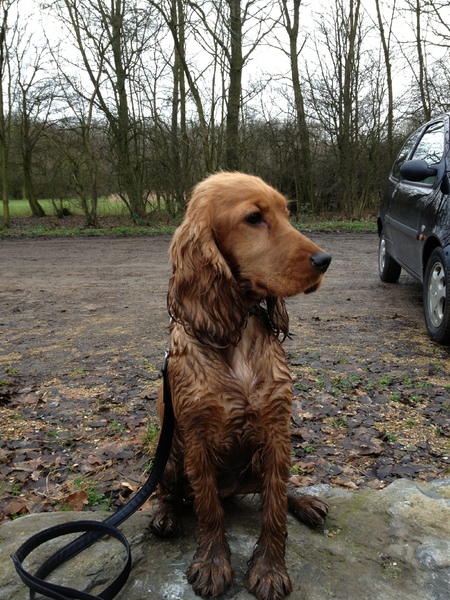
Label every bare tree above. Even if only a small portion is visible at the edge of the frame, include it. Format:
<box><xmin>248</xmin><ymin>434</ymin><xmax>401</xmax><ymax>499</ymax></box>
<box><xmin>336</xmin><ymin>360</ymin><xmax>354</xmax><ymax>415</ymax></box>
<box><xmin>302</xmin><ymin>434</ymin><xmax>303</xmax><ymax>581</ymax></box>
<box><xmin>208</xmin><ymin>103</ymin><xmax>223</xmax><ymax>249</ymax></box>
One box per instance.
<box><xmin>14</xmin><ymin>28</ymin><xmax>56</xmax><ymax>217</ymax></box>
<box><xmin>0</xmin><ymin>0</ymin><xmax>13</xmax><ymax>226</ymax></box>
<box><xmin>279</xmin><ymin>0</ymin><xmax>313</xmax><ymax>214</ymax></box>
<box><xmin>304</xmin><ymin>0</ymin><xmax>386</xmax><ymax>217</ymax></box>
<box><xmin>150</xmin><ymin>0</ymin><xmax>216</xmax><ymax>172</ymax></box>
<box><xmin>191</xmin><ymin>0</ymin><xmax>276</xmax><ymax>171</ymax></box>
<box><xmin>3</xmin><ymin>0</ymin><xmax>440</xmax><ymax>225</ymax></box>
<box><xmin>153</xmin><ymin>0</ymin><xmax>276</xmax><ymax>173</ymax></box>
<box><xmin>411</xmin><ymin>1</ymin><xmax>450</xmax><ymax>115</ymax></box>
<box><xmin>407</xmin><ymin>0</ymin><xmax>432</xmax><ymax>120</ymax></box>
<box><xmin>48</xmin><ymin>0</ymin><xmax>159</xmax><ymax>223</ymax></box>
<box><xmin>224</xmin><ymin>0</ymin><xmax>243</xmax><ymax>170</ymax></box>
<box><xmin>390</xmin><ymin>0</ymin><xmax>435</xmax><ymax>122</ymax></box>
<box><xmin>49</xmin><ymin>87</ymin><xmax>104</xmax><ymax>227</ymax></box>
<box><xmin>374</xmin><ymin>0</ymin><xmax>397</xmax><ymax>164</ymax></box>
<box><xmin>170</xmin><ymin>0</ymin><xmax>188</xmax><ymax>208</ymax></box>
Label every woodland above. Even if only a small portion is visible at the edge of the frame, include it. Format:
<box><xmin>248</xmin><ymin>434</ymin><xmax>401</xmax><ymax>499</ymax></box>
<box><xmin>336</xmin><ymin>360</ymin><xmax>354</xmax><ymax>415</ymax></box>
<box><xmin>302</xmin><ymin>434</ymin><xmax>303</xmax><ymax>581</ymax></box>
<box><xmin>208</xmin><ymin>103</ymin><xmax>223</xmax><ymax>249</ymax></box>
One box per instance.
<box><xmin>1</xmin><ymin>0</ymin><xmax>450</xmax><ymax>227</ymax></box>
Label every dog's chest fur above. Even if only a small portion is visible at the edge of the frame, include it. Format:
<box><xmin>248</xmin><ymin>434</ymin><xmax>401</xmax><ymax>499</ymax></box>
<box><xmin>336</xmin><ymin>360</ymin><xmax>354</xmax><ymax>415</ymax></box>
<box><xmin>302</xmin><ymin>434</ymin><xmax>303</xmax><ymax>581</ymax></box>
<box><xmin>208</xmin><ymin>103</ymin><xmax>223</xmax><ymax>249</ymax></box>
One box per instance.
<box><xmin>170</xmin><ymin>316</ymin><xmax>293</xmax><ymax>460</ymax></box>
<box><xmin>225</xmin><ymin>316</ymin><xmax>292</xmax><ymax>405</ymax></box>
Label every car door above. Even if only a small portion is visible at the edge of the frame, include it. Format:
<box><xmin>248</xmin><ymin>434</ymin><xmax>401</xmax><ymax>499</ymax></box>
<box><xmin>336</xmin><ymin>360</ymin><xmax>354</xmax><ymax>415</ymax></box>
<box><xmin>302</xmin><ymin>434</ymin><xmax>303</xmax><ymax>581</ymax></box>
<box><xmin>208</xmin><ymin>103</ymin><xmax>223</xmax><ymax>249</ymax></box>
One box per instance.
<box><xmin>388</xmin><ymin>119</ymin><xmax>446</xmax><ymax>277</ymax></box>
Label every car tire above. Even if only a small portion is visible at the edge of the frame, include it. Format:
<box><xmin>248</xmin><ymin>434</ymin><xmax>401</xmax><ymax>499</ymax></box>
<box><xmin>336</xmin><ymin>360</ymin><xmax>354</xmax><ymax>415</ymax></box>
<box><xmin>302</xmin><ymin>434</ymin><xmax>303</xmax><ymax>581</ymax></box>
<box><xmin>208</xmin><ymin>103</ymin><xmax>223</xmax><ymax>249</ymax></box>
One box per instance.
<box><xmin>423</xmin><ymin>247</ymin><xmax>450</xmax><ymax>345</ymax></box>
<box><xmin>378</xmin><ymin>232</ymin><xmax>401</xmax><ymax>283</ymax></box>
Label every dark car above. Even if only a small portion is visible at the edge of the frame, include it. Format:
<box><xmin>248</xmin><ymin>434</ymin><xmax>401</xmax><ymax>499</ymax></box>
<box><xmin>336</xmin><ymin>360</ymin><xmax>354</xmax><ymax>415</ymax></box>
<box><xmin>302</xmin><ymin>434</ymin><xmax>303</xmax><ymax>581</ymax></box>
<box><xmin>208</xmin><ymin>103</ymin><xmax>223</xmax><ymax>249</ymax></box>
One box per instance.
<box><xmin>377</xmin><ymin>113</ymin><xmax>450</xmax><ymax>345</ymax></box>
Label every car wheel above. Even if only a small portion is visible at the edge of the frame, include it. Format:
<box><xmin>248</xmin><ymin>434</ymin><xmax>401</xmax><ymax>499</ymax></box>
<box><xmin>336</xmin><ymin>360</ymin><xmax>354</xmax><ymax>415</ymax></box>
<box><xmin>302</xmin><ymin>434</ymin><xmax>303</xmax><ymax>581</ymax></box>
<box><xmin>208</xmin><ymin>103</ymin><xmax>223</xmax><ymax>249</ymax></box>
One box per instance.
<box><xmin>423</xmin><ymin>247</ymin><xmax>450</xmax><ymax>345</ymax></box>
<box><xmin>378</xmin><ymin>232</ymin><xmax>401</xmax><ymax>283</ymax></box>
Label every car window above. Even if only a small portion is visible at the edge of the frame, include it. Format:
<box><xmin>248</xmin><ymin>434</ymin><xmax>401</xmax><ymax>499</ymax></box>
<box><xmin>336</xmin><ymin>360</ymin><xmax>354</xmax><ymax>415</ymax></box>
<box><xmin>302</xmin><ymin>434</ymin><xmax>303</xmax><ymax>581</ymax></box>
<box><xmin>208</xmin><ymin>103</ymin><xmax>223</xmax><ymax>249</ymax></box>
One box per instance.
<box><xmin>410</xmin><ymin>121</ymin><xmax>445</xmax><ymax>184</ymax></box>
<box><xmin>391</xmin><ymin>130</ymin><xmax>421</xmax><ymax>179</ymax></box>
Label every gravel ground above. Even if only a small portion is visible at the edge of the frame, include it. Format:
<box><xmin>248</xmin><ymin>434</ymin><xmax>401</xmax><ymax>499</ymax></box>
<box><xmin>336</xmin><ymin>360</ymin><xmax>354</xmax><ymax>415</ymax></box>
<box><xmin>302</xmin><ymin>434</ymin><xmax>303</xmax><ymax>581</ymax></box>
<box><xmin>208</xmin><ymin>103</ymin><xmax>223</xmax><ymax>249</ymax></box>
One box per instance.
<box><xmin>1</xmin><ymin>232</ymin><xmax>449</xmax><ymax>521</ymax></box>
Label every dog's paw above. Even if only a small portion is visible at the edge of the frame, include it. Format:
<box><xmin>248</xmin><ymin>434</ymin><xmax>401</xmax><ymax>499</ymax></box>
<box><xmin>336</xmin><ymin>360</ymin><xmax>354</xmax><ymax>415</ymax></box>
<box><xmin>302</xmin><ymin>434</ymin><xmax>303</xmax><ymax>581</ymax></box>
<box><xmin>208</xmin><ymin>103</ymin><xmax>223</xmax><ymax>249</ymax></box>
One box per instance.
<box><xmin>287</xmin><ymin>491</ymin><xmax>329</xmax><ymax>527</ymax></box>
<box><xmin>245</xmin><ymin>558</ymin><xmax>292</xmax><ymax>600</ymax></box>
<box><xmin>186</xmin><ymin>542</ymin><xmax>233</xmax><ymax>597</ymax></box>
<box><xmin>149</xmin><ymin>507</ymin><xmax>179</xmax><ymax>537</ymax></box>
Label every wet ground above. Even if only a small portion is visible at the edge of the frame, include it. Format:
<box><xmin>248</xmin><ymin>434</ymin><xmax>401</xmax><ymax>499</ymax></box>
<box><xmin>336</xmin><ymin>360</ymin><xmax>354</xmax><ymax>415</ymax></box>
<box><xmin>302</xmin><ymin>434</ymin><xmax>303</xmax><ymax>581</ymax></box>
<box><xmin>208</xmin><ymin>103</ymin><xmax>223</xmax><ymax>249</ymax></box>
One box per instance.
<box><xmin>1</xmin><ymin>232</ymin><xmax>449</xmax><ymax>520</ymax></box>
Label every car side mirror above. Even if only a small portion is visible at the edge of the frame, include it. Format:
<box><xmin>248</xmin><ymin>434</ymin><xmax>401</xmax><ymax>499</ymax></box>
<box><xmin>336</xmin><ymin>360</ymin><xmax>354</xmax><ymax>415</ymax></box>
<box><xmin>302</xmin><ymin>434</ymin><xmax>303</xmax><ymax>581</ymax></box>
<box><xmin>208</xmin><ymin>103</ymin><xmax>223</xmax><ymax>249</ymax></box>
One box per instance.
<box><xmin>400</xmin><ymin>159</ymin><xmax>437</xmax><ymax>182</ymax></box>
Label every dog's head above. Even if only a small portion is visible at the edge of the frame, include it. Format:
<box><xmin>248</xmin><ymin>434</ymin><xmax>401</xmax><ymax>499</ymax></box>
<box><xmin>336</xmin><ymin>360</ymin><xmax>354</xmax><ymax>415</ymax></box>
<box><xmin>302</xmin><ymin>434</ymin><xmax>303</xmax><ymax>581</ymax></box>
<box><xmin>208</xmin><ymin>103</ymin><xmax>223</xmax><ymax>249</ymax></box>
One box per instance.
<box><xmin>168</xmin><ymin>172</ymin><xmax>331</xmax><ymax>347</ymax></box>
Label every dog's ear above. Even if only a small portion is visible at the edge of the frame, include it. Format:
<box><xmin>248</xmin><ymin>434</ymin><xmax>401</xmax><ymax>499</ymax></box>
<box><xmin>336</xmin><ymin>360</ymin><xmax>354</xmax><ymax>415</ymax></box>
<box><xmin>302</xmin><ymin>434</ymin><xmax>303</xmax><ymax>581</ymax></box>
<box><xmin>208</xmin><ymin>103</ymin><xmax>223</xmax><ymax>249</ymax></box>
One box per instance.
<box><xmin>266</xmin><ymin>297</ymin><xmax>290</xmax><ymax>341</ymax></box>
<box><xmin>168</xmin><ymin>213</ymin><xmax>246</xmax><ymax>348</ymax></box>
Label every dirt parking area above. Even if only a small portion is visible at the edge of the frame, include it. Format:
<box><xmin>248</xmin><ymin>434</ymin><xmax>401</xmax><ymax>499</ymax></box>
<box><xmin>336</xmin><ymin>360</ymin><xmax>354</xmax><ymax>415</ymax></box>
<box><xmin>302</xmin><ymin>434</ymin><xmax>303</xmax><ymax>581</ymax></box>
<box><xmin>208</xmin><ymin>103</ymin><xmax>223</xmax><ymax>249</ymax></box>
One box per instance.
<box><xmin>0</xmin><ymin>232</ymin><xmax>449</xmax><ymax>520</ymax></box>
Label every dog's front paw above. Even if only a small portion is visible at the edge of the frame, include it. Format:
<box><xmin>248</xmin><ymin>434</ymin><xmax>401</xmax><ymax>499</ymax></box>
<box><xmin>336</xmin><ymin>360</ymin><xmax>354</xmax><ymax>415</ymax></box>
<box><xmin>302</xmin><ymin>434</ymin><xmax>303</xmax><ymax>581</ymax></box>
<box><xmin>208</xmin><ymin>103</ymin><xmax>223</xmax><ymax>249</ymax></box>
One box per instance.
<box><xmin>287</xmin><ymin>491</ymin><xmax>329</xmax><ymax>527</ymax></box>
<box><xmin>149</xmin><ymin>507</ymin><xmax>179</xmax><ymax>537</ymax></box>
<box><xmin>186</xmin><ymin>542</ymin><xmax>233</xmax><ymax>597</ymax></box>
<box><xmin>245</xmin><ymin>556</ymin><xmax>292</xmax><ymax>600</ymax></box>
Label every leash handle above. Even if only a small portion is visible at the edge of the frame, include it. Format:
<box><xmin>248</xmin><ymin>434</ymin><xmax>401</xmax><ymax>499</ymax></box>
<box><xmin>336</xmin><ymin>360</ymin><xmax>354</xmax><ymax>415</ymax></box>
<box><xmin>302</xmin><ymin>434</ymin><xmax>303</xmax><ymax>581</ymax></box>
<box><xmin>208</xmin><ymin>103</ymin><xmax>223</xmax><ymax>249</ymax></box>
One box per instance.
<box><xmin>11</xmin><ymin>521</ymin><xmax>131</xmax><ymax>600</ymax></box>
<box><xmin>11</xmin><ymin>365</ymin><xmax>174</xmax><ymax>600</ymax></box>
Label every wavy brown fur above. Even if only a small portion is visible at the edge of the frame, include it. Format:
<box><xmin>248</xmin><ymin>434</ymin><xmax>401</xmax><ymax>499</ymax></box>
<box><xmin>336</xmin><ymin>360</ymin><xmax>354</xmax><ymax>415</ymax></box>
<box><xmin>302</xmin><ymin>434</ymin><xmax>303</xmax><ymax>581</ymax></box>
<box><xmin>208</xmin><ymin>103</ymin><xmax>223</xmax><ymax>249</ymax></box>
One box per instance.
<box><xmin>150</xmin><ymin>172</ymin><xmax>330</xmax><ymax>600</ymax></box>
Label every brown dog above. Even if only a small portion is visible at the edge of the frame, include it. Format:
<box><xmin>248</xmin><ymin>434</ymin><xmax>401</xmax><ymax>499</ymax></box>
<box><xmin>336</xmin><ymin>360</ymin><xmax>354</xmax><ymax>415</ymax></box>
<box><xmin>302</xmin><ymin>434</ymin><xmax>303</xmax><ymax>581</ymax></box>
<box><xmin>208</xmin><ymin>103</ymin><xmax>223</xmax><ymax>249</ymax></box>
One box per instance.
<box><xmin>150</xmin><ymin>172</ymin><xmax>331</xmax><ymax>600</ymax></box>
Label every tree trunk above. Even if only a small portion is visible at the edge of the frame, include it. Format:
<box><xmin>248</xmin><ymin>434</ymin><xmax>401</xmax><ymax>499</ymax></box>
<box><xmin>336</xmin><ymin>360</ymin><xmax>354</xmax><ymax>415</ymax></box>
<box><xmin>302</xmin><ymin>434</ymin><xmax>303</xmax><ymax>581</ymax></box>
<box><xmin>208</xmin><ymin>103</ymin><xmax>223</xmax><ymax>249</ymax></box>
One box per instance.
<box><xmin>23</xmin><ymin>154</ymin><xmax>45</xmax><ymax>216</ymax></box>
<box><xmin>0</xmin><ymin>140</ymin><xmax>8</xmax><ymax>226</ymax></box>
<box><xmin>22</xmin><ymin>105</ymin><xmax>45</xmax><ymax>217</ymax></box>
<box><xmin>225</xmin><ymin>0</ymin><xmax>243</xmax><ymax>171</ymax></box>
<box><xmin>281</xmin><ymin>0</ymin><xmax>313</xmax><ymax>214</ymax></box>
<box><xmin>63</xmin><ymin>0</ymin><xmax>149</xmax><ymax>224</ymax></box>
<box><xmin>169</xmin><ymin>0</ymin><xmax>187</xmax><ymax>213</ymax></box>
<box><xmin>0</xmin><ymin>7</ymin><xmax>9</xmax><ymax>227</ymax></box>
<box><xmin>110</xmin><ymin>0</ymin><xmax>145</xmax><ymax>223</ymax></box>
<box><xmin>338</xmin><ymin>0</ymin><xmax>361</xmax><ymax>217</ymax></box>
<box><xmin>155</xmin><ymin>0</ymin><xmax>213</xmax><ymax>172</ymax></box>
<box><xmin>413</xmin><ymin>0</ymin><xmax>431</xmax><ymax>120</ymax></box>
<box><xmin>375</xmin><ymin>0</ymin><xmax>395</xmax><ymax>164</ymax></box>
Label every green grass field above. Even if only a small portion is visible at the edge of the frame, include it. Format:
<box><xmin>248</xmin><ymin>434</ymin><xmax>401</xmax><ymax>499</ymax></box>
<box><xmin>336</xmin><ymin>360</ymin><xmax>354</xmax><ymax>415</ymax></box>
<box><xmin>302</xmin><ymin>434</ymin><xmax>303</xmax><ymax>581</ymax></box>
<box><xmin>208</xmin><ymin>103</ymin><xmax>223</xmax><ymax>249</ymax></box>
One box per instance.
<box><xmin>2</xmin><ymin>197</ymin><xmax>377</xmax><ymax>237</ymax></box>
<box><xmin>8</xmin><ymin>198</ymin><xmax>128</xmax><ymax>218</ymax></box>
<box><xmin>294</xmin><ymin>219</ymin><xmax>377</xmax><ymax>232</ymax></box>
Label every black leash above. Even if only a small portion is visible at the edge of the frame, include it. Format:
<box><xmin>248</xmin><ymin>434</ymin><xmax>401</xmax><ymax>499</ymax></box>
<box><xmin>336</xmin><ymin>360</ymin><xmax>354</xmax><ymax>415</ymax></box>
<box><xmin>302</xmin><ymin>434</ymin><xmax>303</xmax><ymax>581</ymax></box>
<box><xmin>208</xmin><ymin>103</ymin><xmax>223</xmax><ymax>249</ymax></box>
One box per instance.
<box><xmin>11</xmin><ymin>363</ymin><xmax>174</xmax><ymax>600</ymax></box>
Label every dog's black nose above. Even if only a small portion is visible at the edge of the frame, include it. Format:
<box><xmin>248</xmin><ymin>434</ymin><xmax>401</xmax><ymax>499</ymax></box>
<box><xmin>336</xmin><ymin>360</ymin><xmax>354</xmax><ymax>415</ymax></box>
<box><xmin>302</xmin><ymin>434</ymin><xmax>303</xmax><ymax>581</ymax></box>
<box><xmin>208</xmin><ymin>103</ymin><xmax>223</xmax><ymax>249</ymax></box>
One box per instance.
<box><xmin>310</xmin><ymin>252</ymin><xmax>331</xmax><ymax>273</ymax></box>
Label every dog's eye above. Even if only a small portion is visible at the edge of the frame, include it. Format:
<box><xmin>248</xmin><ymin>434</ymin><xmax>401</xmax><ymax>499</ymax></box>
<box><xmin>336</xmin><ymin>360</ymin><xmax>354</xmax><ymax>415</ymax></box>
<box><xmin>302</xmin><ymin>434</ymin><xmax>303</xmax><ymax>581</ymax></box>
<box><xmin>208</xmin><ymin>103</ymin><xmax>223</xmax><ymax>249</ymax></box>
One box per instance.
<box><xmin>245</xmin><ymin>212</ymin><xmax>263</xmax><ymax>225</ymax></box>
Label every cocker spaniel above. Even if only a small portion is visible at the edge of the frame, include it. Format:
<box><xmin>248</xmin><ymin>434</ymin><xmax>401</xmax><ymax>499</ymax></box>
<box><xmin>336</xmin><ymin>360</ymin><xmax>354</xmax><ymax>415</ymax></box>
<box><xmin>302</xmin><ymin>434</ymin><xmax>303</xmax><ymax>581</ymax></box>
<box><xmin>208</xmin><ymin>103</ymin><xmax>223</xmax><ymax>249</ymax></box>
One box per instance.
<box><xmin>150</xmin><ymin>172</ymin><xmax>331</xmax><ymax>600</ymax></box>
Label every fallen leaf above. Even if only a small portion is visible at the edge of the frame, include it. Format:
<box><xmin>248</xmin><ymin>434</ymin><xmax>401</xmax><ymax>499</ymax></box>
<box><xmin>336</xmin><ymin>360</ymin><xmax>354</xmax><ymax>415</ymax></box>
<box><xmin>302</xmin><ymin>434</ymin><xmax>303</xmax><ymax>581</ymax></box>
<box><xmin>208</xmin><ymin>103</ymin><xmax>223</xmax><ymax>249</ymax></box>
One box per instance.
<box><xmin>121</xmin><ymin>481</ymin><xmax>138</xmax><ymax>492</ymax></box>
<box><xmin>64</xmin><ymin>490</ymin><xmax>89</xmax><ymax>511</ymax></box>
<box><xmin>4</xmin><ymin>499</ymin><xmax>28</xmax><ymax>517</ymax></box>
